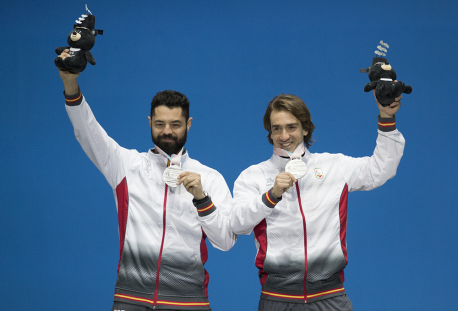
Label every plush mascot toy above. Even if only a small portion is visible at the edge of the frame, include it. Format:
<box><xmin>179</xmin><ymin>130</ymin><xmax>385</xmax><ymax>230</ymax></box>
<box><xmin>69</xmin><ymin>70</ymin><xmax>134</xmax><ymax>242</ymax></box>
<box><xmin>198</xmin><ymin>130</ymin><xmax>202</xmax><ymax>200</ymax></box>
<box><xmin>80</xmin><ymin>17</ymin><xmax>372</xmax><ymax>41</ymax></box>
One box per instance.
<box><xmin>55</xmin><ymin>6</ymin><xmax>103</xmax><ymax>73</ymax></box>
<box><xmin>360</xmin><ymin>41</ymin><xmax>412</xmax><ymax>106</ymax></box>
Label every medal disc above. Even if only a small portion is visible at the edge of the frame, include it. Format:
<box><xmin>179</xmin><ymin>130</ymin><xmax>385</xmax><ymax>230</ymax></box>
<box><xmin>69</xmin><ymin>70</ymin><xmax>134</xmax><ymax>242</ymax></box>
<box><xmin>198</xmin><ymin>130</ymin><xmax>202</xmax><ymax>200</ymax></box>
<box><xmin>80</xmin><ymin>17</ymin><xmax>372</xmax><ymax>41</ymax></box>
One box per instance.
<box><xmin>163</xmin><ymin>165</ymin><xmax>183</xmax><ymax>187</ymax></box>
<box><xmin>285</xmin><ymin>159</ymin><xmax>307</xmax><ymax>179</ymax></box>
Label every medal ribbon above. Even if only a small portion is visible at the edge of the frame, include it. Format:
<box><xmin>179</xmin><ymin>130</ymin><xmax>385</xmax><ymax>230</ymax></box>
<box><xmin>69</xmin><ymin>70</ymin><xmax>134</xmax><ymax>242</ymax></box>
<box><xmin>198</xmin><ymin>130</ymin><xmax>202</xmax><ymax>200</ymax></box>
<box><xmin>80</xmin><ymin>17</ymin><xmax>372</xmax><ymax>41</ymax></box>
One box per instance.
<box><xmin>273</xmin><ymin>142</ymin><xmax>305</xmax><ymax>160</ymax></box>
<box><xmin>154</xmin><ymin>146</ymin><xmax>183</xmax><ymax>166</ymax></box>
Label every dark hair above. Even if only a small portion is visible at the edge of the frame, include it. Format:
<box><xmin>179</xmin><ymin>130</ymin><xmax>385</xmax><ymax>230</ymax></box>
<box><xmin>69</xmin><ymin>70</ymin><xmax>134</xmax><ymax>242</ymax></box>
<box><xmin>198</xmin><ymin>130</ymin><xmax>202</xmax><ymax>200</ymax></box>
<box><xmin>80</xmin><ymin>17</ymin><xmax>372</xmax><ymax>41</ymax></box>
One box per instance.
<box><xmin>263</xmin><ymin>94</ymin><xmax>315</xmax><ymax>148</ymax></box>
<box><xmin>150</xmin><ymin>90</ymin><xmax>190</xmax><ymax>120</ymax></box>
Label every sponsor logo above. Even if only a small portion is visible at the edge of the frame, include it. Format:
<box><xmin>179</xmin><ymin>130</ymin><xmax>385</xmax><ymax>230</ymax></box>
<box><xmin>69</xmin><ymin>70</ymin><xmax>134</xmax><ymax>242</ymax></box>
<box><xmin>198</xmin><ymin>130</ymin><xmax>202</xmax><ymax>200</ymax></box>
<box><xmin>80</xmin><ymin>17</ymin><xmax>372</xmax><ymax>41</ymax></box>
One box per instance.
<box><xmin>314</xmin><ymin>167</ymin><xmax>324</xmax><ymax>179</ymax></box>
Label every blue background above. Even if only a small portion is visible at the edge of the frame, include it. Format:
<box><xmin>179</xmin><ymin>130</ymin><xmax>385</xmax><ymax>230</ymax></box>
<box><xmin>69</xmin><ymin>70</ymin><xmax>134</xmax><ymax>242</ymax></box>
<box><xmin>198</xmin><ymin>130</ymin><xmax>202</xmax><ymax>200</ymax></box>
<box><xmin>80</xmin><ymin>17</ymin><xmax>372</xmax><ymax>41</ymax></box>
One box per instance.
<box><xmin>1</xmin><ymin>1</ymin><xmax>457</xmax><ymax>310</ymax></box>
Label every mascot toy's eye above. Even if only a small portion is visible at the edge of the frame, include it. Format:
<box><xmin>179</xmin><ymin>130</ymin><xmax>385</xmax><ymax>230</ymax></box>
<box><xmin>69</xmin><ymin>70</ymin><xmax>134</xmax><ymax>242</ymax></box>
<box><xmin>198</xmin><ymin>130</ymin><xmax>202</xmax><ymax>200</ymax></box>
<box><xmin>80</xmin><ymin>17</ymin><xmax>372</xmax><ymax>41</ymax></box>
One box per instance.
<box><xmin>360</xmin><ymin>40</ymin><xmax>412</xmax><ymax>107</ymax></box>
<box><xmin>54</xmin><ymin>5</ymin><xmax>104</xmax><ymax>73</ymax></box>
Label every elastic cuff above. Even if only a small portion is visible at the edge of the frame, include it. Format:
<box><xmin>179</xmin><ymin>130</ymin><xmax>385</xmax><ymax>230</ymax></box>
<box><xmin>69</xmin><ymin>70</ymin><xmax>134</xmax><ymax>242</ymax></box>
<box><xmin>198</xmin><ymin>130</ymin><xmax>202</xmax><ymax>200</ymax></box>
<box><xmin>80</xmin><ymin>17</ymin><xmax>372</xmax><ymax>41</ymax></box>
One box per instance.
<box><xmin>262</xmin><ymin>188</ymin><xmax>281</xmax><ymax>208</ymax></box>
<box><xmin>195</xmin><ymin>197</ymin><xmax>216</xmax><ymax>217</ymax></box>
<box><xmin>63</xmin><ymin>87</ymin><xmax>82</xmax><ymax>106</ymax></box>
<box><xmin>378</xmin><ymin>115</ymin><xmax>396</xmax><ymax>132</ymax></box>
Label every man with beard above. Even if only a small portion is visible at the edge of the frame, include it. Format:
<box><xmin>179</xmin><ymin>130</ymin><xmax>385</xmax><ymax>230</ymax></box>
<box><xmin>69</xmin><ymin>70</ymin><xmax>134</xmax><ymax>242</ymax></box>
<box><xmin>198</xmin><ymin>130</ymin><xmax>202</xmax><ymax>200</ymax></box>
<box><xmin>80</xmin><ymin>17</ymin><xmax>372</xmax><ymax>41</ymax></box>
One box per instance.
<box><xmin>57</xmin><ymin>49</ymin><xmax>236</xmax><ymax>311</ymax></box>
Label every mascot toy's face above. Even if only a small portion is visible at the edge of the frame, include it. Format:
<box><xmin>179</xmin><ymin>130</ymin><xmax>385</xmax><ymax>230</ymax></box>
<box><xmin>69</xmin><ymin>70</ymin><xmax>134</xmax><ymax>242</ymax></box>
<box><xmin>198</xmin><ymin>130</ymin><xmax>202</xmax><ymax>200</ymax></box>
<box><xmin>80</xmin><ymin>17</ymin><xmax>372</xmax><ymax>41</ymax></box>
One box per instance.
<box><xmin>66</xmin><ymin>27</ymin><xmax>95</xmax><ymax>50</ymax></box>
<box><xmin>368</xmin><ymin>62</ymin><xmax>397</xmax><ymax>82</ymax></box>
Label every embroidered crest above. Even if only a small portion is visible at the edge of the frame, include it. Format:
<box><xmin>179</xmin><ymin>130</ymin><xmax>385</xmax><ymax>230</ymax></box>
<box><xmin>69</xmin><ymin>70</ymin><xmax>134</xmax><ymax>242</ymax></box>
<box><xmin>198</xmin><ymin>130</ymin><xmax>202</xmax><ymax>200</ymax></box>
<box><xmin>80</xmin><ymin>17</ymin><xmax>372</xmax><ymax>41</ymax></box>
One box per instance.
<box><xmin>142</xmin><ymin>159</ymin><xmax>153</xmax><ymax>179</ymax></box>
<box><xmin>314</xmin><ymin>167</ymin><xmax>324</xmax><ymax>179</ymax></box>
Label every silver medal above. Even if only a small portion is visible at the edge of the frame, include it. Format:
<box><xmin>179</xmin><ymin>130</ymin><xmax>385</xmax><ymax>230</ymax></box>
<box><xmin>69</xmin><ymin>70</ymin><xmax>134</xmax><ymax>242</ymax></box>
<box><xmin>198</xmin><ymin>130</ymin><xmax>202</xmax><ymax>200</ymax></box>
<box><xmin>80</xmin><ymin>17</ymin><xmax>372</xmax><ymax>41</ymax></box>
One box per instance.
<box><xmin>163</xmin><ymin>165</ymin><xmax>183</xmax><ymax>187</ymax></box>
<box><xmin>285</xmin><ymin>159</ymin><xmax>307</xmax><ymax>179</ymax></box>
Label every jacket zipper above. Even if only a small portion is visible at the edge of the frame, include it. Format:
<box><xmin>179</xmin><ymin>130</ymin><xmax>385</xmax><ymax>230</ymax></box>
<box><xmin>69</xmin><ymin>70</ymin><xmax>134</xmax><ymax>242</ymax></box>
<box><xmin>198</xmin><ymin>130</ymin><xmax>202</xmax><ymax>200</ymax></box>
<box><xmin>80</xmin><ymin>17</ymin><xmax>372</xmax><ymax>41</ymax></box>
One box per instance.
<box><xmin>295</xmin><ymin>181</ymin><xmax>308</xmax><ymax>303</ymax></box>
<box><xmin>153</xmin><ymin>163</ymin><xmax>170</xmax><ymax>309</ymax></box>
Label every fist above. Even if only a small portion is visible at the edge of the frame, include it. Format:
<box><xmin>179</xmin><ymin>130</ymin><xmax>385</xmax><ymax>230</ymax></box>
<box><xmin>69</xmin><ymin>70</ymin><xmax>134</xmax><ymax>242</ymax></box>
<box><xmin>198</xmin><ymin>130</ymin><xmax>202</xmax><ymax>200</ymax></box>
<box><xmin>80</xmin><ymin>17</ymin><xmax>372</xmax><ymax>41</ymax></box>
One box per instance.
<box><xmin>272</xmin><ymin>172</ymin><xmax>296</xmax><ymax>199</ymax></box>
<box><xmin>177</xmin><ymin>171</ymin><xmax>205</xmax><ymax>200</ymax></box>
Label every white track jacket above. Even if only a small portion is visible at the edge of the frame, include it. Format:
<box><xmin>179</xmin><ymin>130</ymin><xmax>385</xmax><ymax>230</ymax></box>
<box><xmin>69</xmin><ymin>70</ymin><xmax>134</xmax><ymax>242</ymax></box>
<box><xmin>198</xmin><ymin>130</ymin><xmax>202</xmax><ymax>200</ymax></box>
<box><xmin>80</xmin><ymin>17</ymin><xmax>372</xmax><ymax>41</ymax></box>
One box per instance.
<box><xmin>231</xmin><ymin>118</ymin><xmax>404</xmax><ymax>304</ymax></box>
<box><xmin>65</xmin><ymin>91</ymin><xmax>236</xmax><ymax>310</ymax></box>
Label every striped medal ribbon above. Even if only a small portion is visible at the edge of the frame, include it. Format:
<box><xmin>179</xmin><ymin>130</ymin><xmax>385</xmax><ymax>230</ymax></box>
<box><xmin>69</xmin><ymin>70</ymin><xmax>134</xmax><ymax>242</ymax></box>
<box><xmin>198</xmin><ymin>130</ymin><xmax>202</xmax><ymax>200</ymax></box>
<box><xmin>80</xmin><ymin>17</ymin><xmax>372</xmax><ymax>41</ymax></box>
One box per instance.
<box><xmin>273</xmin><ymin>143</ymin><xmax>307</xmax><ymax>179</ymax></box>
<box><xmin>155</xmin><ymin>146</ymin><xmax>183</xmax><ymax>187</ymax></box>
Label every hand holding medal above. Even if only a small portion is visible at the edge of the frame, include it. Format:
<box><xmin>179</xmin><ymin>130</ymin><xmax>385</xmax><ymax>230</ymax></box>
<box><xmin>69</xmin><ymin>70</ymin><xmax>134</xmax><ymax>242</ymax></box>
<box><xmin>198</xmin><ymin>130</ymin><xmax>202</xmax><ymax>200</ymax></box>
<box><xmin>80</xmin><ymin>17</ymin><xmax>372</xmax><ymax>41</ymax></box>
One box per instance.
<box><xmin>177</xmin><ymin>171</ymin><xmax>206</xmax><ymax>200</ymax></box>
<box><xmin>155</xmin><ymin>145</ymin><xmax>205</xmax><ymax>199</ymax></box>
<box><xmin>271</xmin><ymin>143</ymin><xmax>308</xmax><ymax>198</ymax></box>
<box><xmin>272</xmin><ymin>172</ymin><xmax>297</xmax><ymax>199</ymax></box>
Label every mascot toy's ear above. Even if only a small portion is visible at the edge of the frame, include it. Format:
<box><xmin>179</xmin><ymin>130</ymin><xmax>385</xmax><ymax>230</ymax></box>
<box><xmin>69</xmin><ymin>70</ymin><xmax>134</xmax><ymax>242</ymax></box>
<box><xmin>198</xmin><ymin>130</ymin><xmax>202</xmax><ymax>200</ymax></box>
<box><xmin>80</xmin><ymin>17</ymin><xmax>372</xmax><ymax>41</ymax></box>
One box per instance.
<box><xmin>91</xmin><ymin>29</ymin><xmax>104</xmax><ymax>36</ymax></box>
<box><xmin>360</xmin><ymin>40</ymin><xmax>412</xmax><ymax>107</ymax></box>
<box><xmin>74</xmin><ymin>5</ymin><xmax>104</xmax><ymax>36</ymax></box>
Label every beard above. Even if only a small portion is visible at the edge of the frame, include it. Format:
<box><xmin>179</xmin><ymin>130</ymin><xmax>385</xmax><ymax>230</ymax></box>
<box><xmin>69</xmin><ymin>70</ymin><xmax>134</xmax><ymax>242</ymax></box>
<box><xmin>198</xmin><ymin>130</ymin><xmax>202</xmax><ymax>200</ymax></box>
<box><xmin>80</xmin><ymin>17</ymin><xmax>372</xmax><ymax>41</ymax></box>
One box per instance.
<box><xmin>152</xmin><ymin>130</ymin><xmax>187</xmax><ymax>156</ymax></box>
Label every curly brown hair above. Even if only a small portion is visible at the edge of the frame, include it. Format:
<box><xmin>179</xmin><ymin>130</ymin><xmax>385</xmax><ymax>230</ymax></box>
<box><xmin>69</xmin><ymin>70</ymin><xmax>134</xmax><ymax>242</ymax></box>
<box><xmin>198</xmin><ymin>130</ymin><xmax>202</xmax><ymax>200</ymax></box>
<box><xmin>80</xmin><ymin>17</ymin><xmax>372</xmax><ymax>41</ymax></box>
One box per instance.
<box><xmin>263</xmin><ymin>94</ymin><xmax>315</xmax><ymax>148</ymax></box>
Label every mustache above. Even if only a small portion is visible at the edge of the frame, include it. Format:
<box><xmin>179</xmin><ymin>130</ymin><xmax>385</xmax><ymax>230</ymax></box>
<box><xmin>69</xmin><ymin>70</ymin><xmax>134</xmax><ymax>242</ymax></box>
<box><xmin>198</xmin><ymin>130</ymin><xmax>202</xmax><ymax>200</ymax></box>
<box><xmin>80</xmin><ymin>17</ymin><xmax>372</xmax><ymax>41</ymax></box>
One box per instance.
<box><xmin>159</xmin><ymin>134</ymin><xmax>176</xmax><ymax>140</ymax></box>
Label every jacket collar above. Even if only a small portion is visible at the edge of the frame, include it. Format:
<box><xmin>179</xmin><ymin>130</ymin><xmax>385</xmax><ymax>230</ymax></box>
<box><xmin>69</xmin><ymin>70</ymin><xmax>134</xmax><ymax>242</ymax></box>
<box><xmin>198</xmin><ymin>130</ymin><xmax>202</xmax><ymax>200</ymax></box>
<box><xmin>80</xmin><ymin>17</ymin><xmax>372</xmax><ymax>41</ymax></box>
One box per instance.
<box><xmin>271</xmin><ymin>147</ymin><xmax>310</xmax><ymax>168</ymax></box>
<box><xmin>148</xmin><ymin>147</ymin><xmax>189</xmax><ymax>166</ymax></box>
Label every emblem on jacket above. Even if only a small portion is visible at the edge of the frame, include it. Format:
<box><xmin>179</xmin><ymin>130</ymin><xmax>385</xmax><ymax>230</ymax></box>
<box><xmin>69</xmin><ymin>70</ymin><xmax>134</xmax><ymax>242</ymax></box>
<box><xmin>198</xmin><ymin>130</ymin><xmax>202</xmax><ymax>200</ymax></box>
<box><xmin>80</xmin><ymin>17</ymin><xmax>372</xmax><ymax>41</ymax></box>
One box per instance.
<box><xmin>314</xmin><ymin>167</ymin><xmax>324</xmax><ymax>179</ymax></box>
<box><xmin>142</xmin><ymin>159</ymin><xmax>153</xmax><ymax>180</ymax></box>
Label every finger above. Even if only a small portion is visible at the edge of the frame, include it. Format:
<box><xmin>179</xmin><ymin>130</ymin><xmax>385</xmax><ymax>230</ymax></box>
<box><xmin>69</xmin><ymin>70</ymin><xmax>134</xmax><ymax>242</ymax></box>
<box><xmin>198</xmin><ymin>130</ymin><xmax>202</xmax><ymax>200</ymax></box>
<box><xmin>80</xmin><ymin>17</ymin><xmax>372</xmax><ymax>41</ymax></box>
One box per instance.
<box><xmin>60</xmin><ymin>50</ymin><xmax>70</xmax><ymax>57</ymax></box>
<box><xmin>177</xmin><ymin>173</ymin><xmax>193</xmax><ymax>185</ymax></box>
<box><xmin>180</xmin><ymin>175</ymin><xmax>200</xmax><ymax>188</ymax></box>
<box><xmin>178</xmin><ymin>175</ymin><xmax>192</xmax><ymax>186</ymax></box>
<box><xmin>277</xmin><ymin>181</ymin><xmax>292</xmax><ymax>192</ymax></box>
<box><xmin>278</xmin><ymin>173</ymin><xmax>296</xmax><ymax>184</ymax></box>
<box><xmin>177</xmin><ymin>171</ymin><xmax>189</xmax><ymax>179</ymax></box>
<box><xmin>286</xmin><ymin>173</ymin><xmax>297</xmax><ymax>183</ymax></box>
<box><xmin>177</xmin><ymin>171</ymin><xmax>194</xmax><ymax>182</ymax></box>
<box><xmin>185</xmin><ymin>180</ymin><xmax>201</xmax><ymax>193</ymax></box>
<box><xmin>394</xmin><ymin>95</ymin><xmax>402</xmax><ymax>102</ymax></box>
<box><xmin>177</xmin><ymin>173</ymin><xmax>187</xmax><ymax>182</ymax></box>
<box><xmin>176</xmin><ymin>176</ymin><xmax>185</xmax><ymax>185</ymax></box>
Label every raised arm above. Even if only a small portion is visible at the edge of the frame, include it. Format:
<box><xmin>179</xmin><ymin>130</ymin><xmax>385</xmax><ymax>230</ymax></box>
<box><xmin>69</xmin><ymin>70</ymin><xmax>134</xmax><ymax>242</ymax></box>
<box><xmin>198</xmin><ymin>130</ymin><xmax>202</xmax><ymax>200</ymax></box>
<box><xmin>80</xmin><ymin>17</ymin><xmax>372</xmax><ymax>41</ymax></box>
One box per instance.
<box><xmin>344</xmin><ymin>92</ymin><xmax>405</xmax><ymax>191</ymax></box>
<box><xmin>57</xmin><ymin>49</ymin><xmax>132</xmax><ymax>188</ymax></box>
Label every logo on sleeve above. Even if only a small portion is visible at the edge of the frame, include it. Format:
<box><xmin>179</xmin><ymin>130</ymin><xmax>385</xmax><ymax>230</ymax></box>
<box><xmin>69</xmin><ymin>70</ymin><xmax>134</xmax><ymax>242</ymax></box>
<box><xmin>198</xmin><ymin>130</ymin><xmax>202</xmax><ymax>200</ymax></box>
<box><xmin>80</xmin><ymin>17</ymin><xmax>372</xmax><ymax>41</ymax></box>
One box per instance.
<box><xmin>314</xmin><ymin>167</ymin><xmax>324</xmax><ymax>179</ymax></box>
